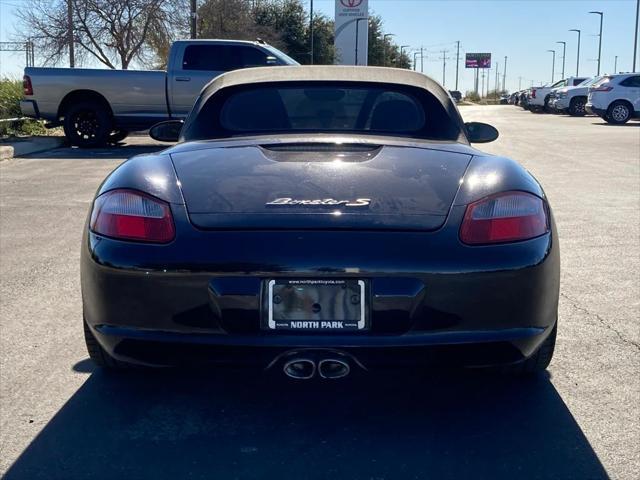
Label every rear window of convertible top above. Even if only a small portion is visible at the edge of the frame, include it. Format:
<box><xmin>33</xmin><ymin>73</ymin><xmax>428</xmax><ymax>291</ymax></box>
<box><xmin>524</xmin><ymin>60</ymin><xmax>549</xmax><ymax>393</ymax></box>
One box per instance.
<box><xmin>187</xmin><ymin>82</ymin><xmax>460</xmax><ymax>141</ymax></box>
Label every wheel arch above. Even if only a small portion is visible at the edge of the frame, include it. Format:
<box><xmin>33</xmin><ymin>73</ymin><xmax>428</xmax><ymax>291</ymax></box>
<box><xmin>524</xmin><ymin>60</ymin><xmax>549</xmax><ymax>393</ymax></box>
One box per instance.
<box><xmin>57</xmin><ymin>90</ymin><xmax>113</xmax><ymax>120</ymax></box>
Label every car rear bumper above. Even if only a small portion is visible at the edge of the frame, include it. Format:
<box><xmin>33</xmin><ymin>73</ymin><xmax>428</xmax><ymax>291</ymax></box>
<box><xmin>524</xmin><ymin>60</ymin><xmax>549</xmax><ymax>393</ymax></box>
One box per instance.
<box><xmin>90</xmin><ymin>323</ymin><xmax>553</xmax><ymax>369</ymax></box>
<box><xmin>81</xmin><ymin>205</ymin><xmax>560</xmax><ymax>369</ymax></box>
<box><xmin>585</xmin><ymin>103</ymin><xmax>606</xmax><ymax>116</ymax></box>
<box><xmin>20</xmin><ymin>99</ymin><xmax>39</xmax><ymax>118</ymax></box>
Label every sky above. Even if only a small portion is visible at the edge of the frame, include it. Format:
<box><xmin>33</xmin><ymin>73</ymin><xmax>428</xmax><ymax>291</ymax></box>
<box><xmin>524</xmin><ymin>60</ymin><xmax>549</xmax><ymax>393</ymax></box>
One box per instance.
<box><xmin>0</xmin><ymin>0</ymin><xmax>638</xmax><ymax>93</ymax></box>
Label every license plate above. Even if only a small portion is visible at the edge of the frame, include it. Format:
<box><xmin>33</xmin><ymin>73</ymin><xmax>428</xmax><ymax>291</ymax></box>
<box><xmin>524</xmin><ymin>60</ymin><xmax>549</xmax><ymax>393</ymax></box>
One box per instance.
<box><xmin>264</xmin><ymin>279</ymin><xmax>367</xmax><ymax>331</ymax></box>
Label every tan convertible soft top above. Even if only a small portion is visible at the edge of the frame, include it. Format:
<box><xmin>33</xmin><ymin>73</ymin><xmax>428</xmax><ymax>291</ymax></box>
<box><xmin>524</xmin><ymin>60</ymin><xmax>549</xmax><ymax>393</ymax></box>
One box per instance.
<box><xmin>184</xmin><ymin>65</ymin><xmax>467</xmax><ymax>143</ymax></box>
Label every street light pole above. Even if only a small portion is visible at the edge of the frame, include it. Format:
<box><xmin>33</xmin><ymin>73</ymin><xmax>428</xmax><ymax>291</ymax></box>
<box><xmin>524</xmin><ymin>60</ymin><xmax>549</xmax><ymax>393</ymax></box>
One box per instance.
<box><xmin>382</xmin><ymin>33</ymin><xmax>395</xmax><ymax>67</ymax></box>
<box><xmin>556</xmin><ymin>41</ymin><xmax>566</xmax><ymax>79</ymax></box>
<box><xmin>589</xmin><ymin>11</ymin><xmax>604</xmax><ymax>75</ymax></box>
<box><xmin>547</xmin><ymin>49</ymin><xmax>556</xmax><ymax>83</ymax></box>
<box><xmin>413</xmin><ymin>51</ymin><xmax>421</xmax><ymax>71</ymax></box>
<box><xmin>614</xmin><ymin>55</ymin><xmax>618</xmax><ymax>73</ymax></box>
<box><xmin>309</xmin><ymin>0</ymin><xmax>314</xmax><ymax>64</ymax></box>
<box><xmin>502</xmin><ymin>56</ymin><xmax>507</xmax><ymax>93</ymax></box>
<box><xmin>400</xmin><ymin>45</ymin><xmax>410</xmax><ymax>67</ymax></box>
<box><xmin>569</xmin><ymin>29</ymin><xmax>581</xmax><ymax>76</ymax></box>
<box><xmin>354</xmin><ymin>18</ymin><xmax>368</xmax><ymax>66</ymax></box>
<box><xmin>634</xmin><ymin>0</ymin><xmax>639</xmax><ymax>72</ymax></box>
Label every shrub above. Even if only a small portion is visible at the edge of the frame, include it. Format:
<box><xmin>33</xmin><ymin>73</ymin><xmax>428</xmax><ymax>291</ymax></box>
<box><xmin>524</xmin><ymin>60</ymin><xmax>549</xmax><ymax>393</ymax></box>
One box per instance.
<box><xmin>0</xmin><ymin>78</ymin><xmax>49</xmax><ymax>137</ymax></box>
<box><xmin>464</xmin><ymin>90</ymin><xmax>481</xmax><ymax>102</ymax></box>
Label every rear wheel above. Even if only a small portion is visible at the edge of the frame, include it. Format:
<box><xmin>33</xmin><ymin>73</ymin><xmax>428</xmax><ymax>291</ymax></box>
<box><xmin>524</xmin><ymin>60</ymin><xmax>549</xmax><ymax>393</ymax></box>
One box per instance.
<box><xmin>543</xmin><ymin>95</ymin><xmax>552</xmax><ymax>113</ymax></box>
<box><xmin>63</xmin><ymin>101</ymin><xmax>112</xmax><ymax>148</ymax></box>
<box><xmin>606</xmin><ymin>101</ymin><xmax>632</xmax><ymax>124</ymax></box>
<box><xmin>568</xmin><ymin>96</ymin><xmax>587</xmax><ymax>116</ymax></box>
<box><xmin>503</xmin><ymin>324</ymin><xmax>557</xmax><ymax>375</ymax></box>
<box><xmin>84</xmin><ymin>319</ymin><xmax>125</xmax><ymax>369</ymax></box>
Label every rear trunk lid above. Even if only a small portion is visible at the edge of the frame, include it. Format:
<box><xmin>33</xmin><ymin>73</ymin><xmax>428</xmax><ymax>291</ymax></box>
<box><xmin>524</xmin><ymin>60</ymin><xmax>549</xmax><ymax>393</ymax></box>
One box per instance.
<box><xmin>170</xmin><ymin>142</ymin><xmax>472</xmax><ymax>230</ymax></box>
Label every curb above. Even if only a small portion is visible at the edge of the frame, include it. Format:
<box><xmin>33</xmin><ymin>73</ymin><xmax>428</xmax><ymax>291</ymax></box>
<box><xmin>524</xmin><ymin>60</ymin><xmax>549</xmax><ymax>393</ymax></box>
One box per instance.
<box><xmin>0</xmin><ymin>137</ymin><xmax>65</xmax><ymax>161</ymax></box>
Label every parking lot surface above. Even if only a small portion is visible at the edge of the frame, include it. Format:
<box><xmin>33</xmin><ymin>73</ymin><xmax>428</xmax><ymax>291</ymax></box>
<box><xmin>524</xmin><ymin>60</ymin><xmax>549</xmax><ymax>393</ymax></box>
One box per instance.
<box><xmin>1</xmin><ymin>106</ymin><xmax>638</xmax><ymax>479</ymax></box>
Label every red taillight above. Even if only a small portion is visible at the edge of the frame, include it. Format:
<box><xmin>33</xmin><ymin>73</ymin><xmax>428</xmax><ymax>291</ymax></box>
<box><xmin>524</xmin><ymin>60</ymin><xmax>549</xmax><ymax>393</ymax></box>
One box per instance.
<box><xmin>23</xmin><ymin>75</ymin><xmax>33</xmax><ymax>96</ymax></box>
<box><xmin>592</xmin><ymin>86</ymin><xmax>613</xmax><ymax>92</ymax></box>
<box><xmin>90</xmin><ymin>189</ymin><xmax>175</xmax><ymax>243</ymax></box>
<box><xmin>531</xmin><ymin>89</ymin><xmax>536</xmax><ymax>98</ymax></box>
<box><xmin>460</xmin><ymin>192</ymin><xmax>549</xmax><ymax>245</ymax></box>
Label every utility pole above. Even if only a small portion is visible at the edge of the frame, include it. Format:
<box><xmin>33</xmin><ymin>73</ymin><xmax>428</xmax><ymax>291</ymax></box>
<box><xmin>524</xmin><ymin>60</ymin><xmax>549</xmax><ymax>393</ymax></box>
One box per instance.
<box><xmin>556</xmin><ymin>41</ymin><xmax>566</xmax><ymax>79</ymax></box>
<box><xmin>413</xmin><ymin>51</ymin><xmax>420</xmax><ymax>71</ymax></box>
<box><xmin>495</xmin><ymin>62</ymin><xmax>500</xmax><ymax>97</ymax></box>
<box><xmin>441</xmin><ymin>50</ymin><xmax>448</xmax><ymax>86</ymax></box>
<box><xmin>310</xmin><ymin>0</ymin><xmax>314</xmax><ymax>64</ymax></box>
<box><xmin>614</xmin><ymin>55</ymin><xmax>618</xmax><ymax>73</ymax></box>
<box><xmin>634</xmin><ymin>0</ymin><xmax>639</xmax><ymax>72</ymax></box>
<box><xmin>547</xmin><ymin>49</ymin><xmax>556</xmax><ymax>82</ymax></box>
<box><xmin>502</xmin><ymin>56</ymin><xmax>507</xmax><ymax>93</ymax></box>
<box><xmin>455</xmin><ymin>40</ymin><xmax>460</xmax><ymax>90</ymax></box>
<box><xmin>190</xmin><ymin>0</ymin><xmax>197</xmax><ymax>39</ymax></box>
<box><xmin>590</xmin><ymin>11</ymin><xmax>604</xmax><ymax>75</ymax></box>
<box><xmin>569</xmin><ymin>29</ymin><xmax>581</xmax><ymax>75</ymax></box>
<box><xmin>519</xmin><ymin>76</ymin><xmax>522</xmax><ymax>90</ymax></box>
<box><xmin>421</xmin><ymin>46</ymin><xmax>424</xmax><ymax>73</ymax></box>
<box><xmin>67</xmin><ymin>0</ymin><xmax>74</xmax><ymax>67</ymax></box>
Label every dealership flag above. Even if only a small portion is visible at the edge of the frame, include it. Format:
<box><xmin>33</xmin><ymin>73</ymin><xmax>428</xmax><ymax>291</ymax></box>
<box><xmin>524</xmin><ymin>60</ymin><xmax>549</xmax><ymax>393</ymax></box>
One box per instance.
<box><xmin>334</xmin><ymin>0</ymin><xmax>369</xmax><ymax>65</ymax></box>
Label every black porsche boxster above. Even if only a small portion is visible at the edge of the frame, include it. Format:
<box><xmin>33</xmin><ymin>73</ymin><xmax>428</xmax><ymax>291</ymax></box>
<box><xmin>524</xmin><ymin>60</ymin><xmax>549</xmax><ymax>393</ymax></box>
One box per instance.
<box><xmin>82</xmin><ymin>66</ymin><xmax>559</xmax><ymax>378</ymax></box>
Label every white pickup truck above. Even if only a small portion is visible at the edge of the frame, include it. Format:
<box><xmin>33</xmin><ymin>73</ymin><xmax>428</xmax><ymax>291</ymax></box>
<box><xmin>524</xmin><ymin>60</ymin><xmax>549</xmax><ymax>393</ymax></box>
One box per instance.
<box><xmin>20</xmin><ymin>39</ymin><xmax>298</xmax><ymax>147</ymax></box>
<box><xmin>528</xmin><ymin>77</ymin><xmax>588</xmax><ymax>112</ymax></box>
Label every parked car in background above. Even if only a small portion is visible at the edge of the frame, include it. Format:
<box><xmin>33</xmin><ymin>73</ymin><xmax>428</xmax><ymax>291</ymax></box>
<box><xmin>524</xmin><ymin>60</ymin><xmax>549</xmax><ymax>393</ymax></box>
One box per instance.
<box><xmin>20</xmin><ymin>39</ymin><xmax>299</xmax><ymax>147</ymax></box>
<box><xmin>519</xmin><ymin>89</ymin><xmax>532</xmax><ymax>110</ymax></box>
<box><xmin>528</xmin><ymin>77</ymin><xmax>588</xmax><ymax>112</ymax></box>
<box><xmin>551</xmin><ymin>77</ymin><xmax>601</xmax><ymax>116</ymax></box>
<box><xmin>586</xmin><ymin>73</ymin><xmax>640</xmax><ymax>124</ymax></box>
<box><xmin>449</xmin><ymin>90</ymin><xmax>462</xmax><ymax>102</ymax></box>
<box><xmin>499</xmin><ymin>94</ymin><xmax>509</xmax><ymax>104</ymax></box>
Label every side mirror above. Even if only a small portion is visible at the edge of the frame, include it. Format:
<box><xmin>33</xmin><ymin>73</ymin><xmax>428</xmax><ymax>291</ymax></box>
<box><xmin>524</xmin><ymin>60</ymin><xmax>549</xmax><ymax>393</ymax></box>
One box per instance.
<box><xmin>465</xmin><ymin>122</ymin><xmax>499</xmax><ymax>143</ymax></box>
<box><xmin>149</xmin><ymin>120</ymin><xmax>183</xmax><ymax>143</ymax></box>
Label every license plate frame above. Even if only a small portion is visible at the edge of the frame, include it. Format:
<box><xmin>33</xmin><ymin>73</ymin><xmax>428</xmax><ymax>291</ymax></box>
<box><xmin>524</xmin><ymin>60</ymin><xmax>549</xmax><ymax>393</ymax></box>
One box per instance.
<box><xmin>264</xmin><ymin>279</ymin><xmax>368</xmax><ymax>331</ymax></box>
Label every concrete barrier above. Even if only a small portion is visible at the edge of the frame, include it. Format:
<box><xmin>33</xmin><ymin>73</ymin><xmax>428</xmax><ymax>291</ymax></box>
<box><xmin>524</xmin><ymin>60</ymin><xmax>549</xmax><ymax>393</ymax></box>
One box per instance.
<box><xmin>0</xmin><ymin>136</ymin><xmax>65</xmax><ymax>161</ymax></box>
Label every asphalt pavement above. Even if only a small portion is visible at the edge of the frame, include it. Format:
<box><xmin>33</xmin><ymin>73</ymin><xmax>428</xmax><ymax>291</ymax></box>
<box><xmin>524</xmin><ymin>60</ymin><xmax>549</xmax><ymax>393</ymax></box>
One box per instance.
<box><xmin>1</xmin><ymin>106</ymin><xmax>638</xmax><ymax>479</ymax></box>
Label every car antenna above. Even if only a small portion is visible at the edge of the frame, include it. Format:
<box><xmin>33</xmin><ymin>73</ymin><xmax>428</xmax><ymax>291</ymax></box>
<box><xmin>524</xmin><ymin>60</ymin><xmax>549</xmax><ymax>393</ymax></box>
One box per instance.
<box><xmin>256</xmin><ymin>38</ymin><xmax>267</xmax><ymax>45</ymax></box>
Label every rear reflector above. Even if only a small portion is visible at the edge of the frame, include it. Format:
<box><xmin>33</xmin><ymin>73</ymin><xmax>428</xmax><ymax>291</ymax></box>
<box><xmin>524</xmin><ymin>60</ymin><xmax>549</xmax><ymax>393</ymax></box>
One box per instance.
<box><xmin>90</xmin><ymin>189</ymin><xmax>175</xmax><ymax>243</ymax></box>
<box><xmin>23</xmin><ymin>75</ymin><xmax>33</xmax><ymax>96</ymax></box>
<box><xmin>460</xmin><ymin>191</ymin><xmax>548</xmax><ymax>245</ymax></box>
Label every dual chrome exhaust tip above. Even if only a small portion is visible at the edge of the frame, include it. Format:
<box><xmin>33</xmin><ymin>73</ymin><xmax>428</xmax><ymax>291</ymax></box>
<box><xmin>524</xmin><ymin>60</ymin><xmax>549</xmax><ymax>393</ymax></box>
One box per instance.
<box><xmin>283</xmin><ymin>357</ymin><xmax>351</xmax><ymax>380</ymax></box>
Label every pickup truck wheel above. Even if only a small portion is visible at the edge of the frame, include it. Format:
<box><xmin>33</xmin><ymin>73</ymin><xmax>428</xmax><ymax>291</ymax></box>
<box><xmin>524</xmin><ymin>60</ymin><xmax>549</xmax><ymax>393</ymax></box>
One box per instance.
<box><xmin>63</xmin><ymin>102</ymin><xmax>112</xmax><ymax>148</ymax></box>
<box><xmin>109</xmin><ymin>129</ymin><xmax>129</xmax><ymax>144</ymax></box>
<box><xmin>543</xmin><ymin>96</ymin><xmax>551</xmax><ymax>113</ymax></box>
<box><xmin>568</xmin><ymin>97</ymin><xmax>587</xmax><ymax>116</ymax></box>
<box><xmin>606</xmin><ymin>101</ymin><xmax>632</xmax><ymax>124</ymax></box>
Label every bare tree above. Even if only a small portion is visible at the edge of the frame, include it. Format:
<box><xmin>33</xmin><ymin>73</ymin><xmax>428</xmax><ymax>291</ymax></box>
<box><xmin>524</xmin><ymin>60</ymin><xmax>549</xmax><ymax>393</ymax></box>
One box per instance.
<box><xmin>16</xmin><ymin>0</ymin><xmax>168</xmax><ymax>69</ymax></box>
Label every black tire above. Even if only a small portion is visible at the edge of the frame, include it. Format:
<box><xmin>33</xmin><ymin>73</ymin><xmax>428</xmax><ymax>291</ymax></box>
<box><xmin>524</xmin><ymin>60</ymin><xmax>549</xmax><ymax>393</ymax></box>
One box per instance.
<box><xmin>503</xmin><ymin>323</ymin><xmax>557</xmax><ymax>375</ymax></box>
<box><xmin>63</xmin><ymin>101</ymin><xmax>112</xmax><ymax>148</ymax></box>
<box><xmin>84</xmin><ymin>319</ymin><xmax>124</xmax><ymax>369</ymax></box>
<box><xmin>108</xmin><ymin>129</ymin><xmax>129</xmax><ymax>144</ymax></box>
<box><xmin>605</xmin><ymin>100</ymin><xmax>632</xmax><ymax>124</ymax></box>
<box><xmin>543</xmin><ymin>95</ymin><xmax>552</xmax><ymax>113</ymax></box>
<box><xmin>568</xmin><ymin>96</ymin><xmax>587</xmax><ymax>116</ymax></box>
